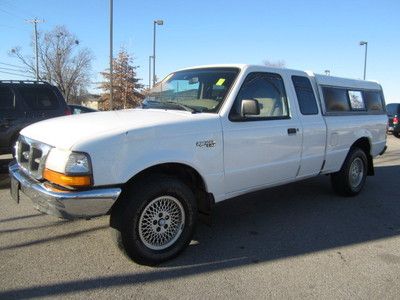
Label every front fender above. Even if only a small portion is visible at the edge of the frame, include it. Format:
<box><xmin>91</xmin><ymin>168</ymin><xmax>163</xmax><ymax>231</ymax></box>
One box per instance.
<box><xmin>84</xmin><ymin>125</ymin><xmax>225</xmax><ymax>199</ymax></box>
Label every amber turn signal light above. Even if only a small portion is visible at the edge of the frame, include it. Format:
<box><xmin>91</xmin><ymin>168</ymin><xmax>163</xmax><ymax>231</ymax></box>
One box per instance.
<box><xmin>43</xmin><ymin>168</ymin><xmax>92</xmax><ymax>188</ymax></box>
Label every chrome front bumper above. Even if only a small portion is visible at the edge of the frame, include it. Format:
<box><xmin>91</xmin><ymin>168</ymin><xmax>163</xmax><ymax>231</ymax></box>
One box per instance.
<box><xmin>9</xmin><ymin>162</ymin><xmax>121</xmax><ymax>219</ymax></box>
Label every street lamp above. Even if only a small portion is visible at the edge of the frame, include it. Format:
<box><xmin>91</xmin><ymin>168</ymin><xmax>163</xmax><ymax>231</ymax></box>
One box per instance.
<box><xmin>152</xmin><ymin>19</ymin><xmax>164</xmax><ymax>87</ymax></box>
<box><xmin>359</xmin><ymin>41</ymin><xmax>368</xmax><ymax>80</ymax></box>
<box><xmin>109</xmin><ymin>0</ymin><xmax>114</xmax><ymax>110</ymax></box>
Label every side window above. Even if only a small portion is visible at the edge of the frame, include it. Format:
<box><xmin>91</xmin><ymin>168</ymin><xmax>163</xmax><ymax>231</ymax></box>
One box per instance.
<box><xmin>348</xmin><ymin>90</ymin><xmax>365</xmax><ymax>110</ymax></box>
<box><xmin>0</xmin><ymin>86</ymin><xmax>15</xmax><ymax>110</ymax></box>
<box><xmin>292</xmin><ymin>76</ymin><xmax>318</xmax><ymax>115</ymax></box>
<box><xmin>232</xmin><ymin>72</ymin><xmax>289</xmax><ymax>119</ymax></box>
<box><xmin>323</xmin><ymin>87</ymin><xmax>350</xmax><ymax>112</ymax></box>
<box><xmin>211</xmin><ymin>84</ymin><xmax>225</xmax><ymax>100</ymax></box>
<box><xmin>364</xmin><ymin>91</ymin><xmax>384</xmax><ymax>111</ymax></box>
<box><xmin>18</xmin><ymin>87</ymin><xmax>59</xmax><ymax>110</ymax></box>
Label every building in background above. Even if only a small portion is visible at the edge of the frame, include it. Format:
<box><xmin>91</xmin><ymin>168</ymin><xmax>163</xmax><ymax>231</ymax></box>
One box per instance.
<box><xmin>78</xmin><ymin>94</ymin><xmax>104</xmax><ymax>110</ymax></box>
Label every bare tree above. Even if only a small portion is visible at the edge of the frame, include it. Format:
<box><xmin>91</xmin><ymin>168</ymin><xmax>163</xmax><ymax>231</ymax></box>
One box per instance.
<box><xmin>99</xmin><ymin>48</ymin><xmax>143</xmax><ymax>110</ymax></box>
<box><xmin>263</xmin><ymin>59</ymin><xmax>286</xmax><ymax>68</ymax></box>
<box><xmin>10</xmin><ymin>26</ymin><xmax>93</xmax><ymax>103</ymax></box>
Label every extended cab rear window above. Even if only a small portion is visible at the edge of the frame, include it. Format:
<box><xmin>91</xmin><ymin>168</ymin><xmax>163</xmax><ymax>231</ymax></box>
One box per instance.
<box><xmin>292</xmin><ymin>76</ymin><xmax>318</xmax><ymax>115</ymax></box>
<box><xmin>18</xmin><ymin>86</ymin><xmax>59</xmax><ymax>111</ymax></box>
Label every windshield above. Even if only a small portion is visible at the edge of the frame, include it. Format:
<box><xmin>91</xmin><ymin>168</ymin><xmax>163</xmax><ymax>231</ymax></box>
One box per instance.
<box><xmin>142</xmin><ymin>67</ymin><xmax>239</xmax><ymax>113</ymax></box>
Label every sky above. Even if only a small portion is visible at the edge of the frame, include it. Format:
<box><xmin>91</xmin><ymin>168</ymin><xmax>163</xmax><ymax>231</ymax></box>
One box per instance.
<box><xmin>0</xmin><ymin>0</ymin><xmax>399</xmax><ymax>103</ymax></box>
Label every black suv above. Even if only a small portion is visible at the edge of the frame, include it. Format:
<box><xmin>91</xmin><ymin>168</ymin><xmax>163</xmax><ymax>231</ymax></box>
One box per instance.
<box><xmin>0</xmin><ymin>81</ymin><xmax>70</xmax><ymax>155</ymax></box>
<box><xmin>387</xmin><ymin>103</ymin><xmax>400</xmax><ymax>138</ymax></box>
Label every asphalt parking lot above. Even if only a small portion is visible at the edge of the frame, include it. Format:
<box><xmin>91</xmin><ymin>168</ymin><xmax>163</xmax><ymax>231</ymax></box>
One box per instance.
<box><xmin>1</xmin><ymin>136</ymin><xmax>400</xmax><ymax>299</ymax></box>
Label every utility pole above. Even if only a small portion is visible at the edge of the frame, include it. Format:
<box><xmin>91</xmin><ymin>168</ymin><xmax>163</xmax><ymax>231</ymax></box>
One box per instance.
<box><xmin>109</xmin><ymin>0</ymin><xmax>114</xmax><ymax>110</ymax></box>
<box><xmin>26</xmin><ymin>18</ymin><xmax>44</xmax><ymax>81</ymax></box>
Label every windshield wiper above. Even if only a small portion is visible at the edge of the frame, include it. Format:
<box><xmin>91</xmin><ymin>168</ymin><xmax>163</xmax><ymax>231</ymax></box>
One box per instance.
<box><xmin>143</xmin><ymin>100</ymin><xmax>198</xmax><ymax>113</ymax></box>
<box><xmin>165</xmin><ymin>101</ymin><xmax>198</xmax><ymax>113</ymax></box>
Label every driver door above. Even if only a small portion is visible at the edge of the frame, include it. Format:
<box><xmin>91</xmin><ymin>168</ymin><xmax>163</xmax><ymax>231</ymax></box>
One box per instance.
<box><xmin>222</xmin><ymin>72</ymin><xmax>302</xmax><ymax>194</ymax></box>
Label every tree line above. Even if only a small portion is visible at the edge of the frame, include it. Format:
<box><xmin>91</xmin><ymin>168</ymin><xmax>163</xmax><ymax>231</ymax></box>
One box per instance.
<box><xmin>10</xmin><ymin>25</ymin><xmax>143</xmax><ymax>110</ymax></box>
<box><xmin>10</xmin><ymin>25</ymin><xmax>287</xmax><ymax>110</ymax></box>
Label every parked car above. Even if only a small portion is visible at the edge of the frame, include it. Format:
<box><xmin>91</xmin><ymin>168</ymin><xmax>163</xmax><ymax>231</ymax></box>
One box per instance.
<box><xmin>386</xmin><ymin>103</ymin><xmax>400</xmax><ymax>137</ymax></box>
<box><xmin>68</xmin><ymin>104</ymin><xmax>97</xmax><ymax>114</ymax></box>
<box><xmin>9</xmin><ymin>64</ymin><xmax>387</xmax><ymax>265</ymax></box>
<box><xmin>0</xmin><ymin>80</ymin><xmax>70</xmax><ymax>155</ymax></box>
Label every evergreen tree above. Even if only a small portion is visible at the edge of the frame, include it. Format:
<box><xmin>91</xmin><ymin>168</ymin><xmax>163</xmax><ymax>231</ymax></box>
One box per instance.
<box><xmin>99</xmin><ymin>48</ymin><xmax>143</xmax><ymax>110</ymax></box>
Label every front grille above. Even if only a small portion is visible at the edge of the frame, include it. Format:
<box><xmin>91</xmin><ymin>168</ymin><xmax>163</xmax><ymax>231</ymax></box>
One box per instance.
<box><xmin>16</xmin><ymin>136</ymin><xmax>52</xmax><ymax>180</ymax></box>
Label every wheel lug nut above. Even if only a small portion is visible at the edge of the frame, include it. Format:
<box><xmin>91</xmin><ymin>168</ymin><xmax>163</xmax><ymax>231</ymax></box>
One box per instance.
<box><xmin>165</xmin><ymin>216</ymin><xmax>169</xmax><ymax>220</ymax></box>
<box><xmin>164</xmin><ymin>224</ymin><xmax>168</xmax><ymax>229</ymax></box>
<box><xmin>159</xmin><ymin>213</ymin><xmax>163</xmax><ymax>218</ymax></box>
<box><xmin>156</xmin><ymin>227</ymin><xmax>161</xmax><ymax>232</ymax></box>
<box><xmin>153</xmin><ymin>220</ymin><xmax>157</xmax><ymax>225</ymax></box>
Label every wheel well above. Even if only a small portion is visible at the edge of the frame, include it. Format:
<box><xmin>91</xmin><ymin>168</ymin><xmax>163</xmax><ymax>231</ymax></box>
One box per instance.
<box><xmin>351</xmin><ymin>137</ymin><xmax>374</xmax><ymax>175</ymax></box>
<box><xmin>113</xmin><ymin>163</ymin><xmax>214</xmax><ymax>217</ymax></box>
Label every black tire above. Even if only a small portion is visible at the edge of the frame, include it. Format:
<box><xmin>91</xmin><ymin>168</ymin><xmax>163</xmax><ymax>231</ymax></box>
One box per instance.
<box><xmin>110</xmin><ymin>174</ymin><xmax>197</xmax><ymax>266</ymax></box>
<box><xmin>394</xmin><ymin>132</ymin><xmax>400</xmax><ymax>138</ymax></box>
<box><xmin>331</xmin><ymin>147</ymin><xmax>368</xmax><ymax>197</ymax></box>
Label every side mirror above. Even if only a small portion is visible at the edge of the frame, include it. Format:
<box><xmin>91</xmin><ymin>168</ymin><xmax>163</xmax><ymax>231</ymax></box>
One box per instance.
<box><xmin>241</xmin><ymin>99</ymin><xmax>260</xmax><ymax>117</ymax></box>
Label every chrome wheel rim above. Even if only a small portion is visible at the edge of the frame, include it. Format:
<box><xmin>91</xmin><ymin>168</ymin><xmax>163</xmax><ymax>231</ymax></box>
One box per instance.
<box><xmin>138</xmin><ymin>196</ymin><xmax>185</xmax><ymax>251</ymax></box>
<box><xmin>349</xmin><ymin>157</ymin><xmax>364</xmax><ymax>189</ymax></box>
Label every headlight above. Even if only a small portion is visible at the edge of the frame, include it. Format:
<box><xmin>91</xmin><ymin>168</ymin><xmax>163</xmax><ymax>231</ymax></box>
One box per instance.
<box><xmin>44</xmin><ymin>149</ymin><xmax>92</xmax><ymax>188</ymax></box>
<box><xmin>65</xmin><ymin>152</ymin><xmax>91</xmax><ymax>174</ymax></box>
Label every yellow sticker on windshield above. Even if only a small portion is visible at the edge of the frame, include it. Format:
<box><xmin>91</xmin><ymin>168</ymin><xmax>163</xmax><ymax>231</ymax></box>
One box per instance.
<box><xmin>216</xmin><ymin>78</ymin><xmax>226</xmax><ymax>86</ymax></box>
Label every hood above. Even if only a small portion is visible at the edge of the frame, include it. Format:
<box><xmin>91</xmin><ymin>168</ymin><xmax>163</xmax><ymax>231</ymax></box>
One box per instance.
<box><xmin>20</xmin><ymin>108</ymin><xmax>211</xmax><ymax>150</ymax></box>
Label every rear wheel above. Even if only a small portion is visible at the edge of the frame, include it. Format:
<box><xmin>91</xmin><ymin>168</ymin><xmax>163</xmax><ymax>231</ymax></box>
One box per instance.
<box><xmin>331</xmin><ymin>147</ymin><xmax>368</xmax><ymax>196</ymax></box>
<box><xmin>110</xmin><ymin>175</ymin><xmax>197</xmax><ymax>265</ymax></box>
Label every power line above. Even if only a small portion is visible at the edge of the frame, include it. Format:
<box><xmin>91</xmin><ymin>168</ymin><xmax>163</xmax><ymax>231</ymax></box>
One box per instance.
<box><xmin>0</xmin><ymin>67</ymin><xmax>29</xmax><ymax>74</ymax></box>
<box><xmin>0</xmin><ymin>62</ymin><xmax>27</xmax><ymax>70</ymax></box>
<box><xmin>0</xmin><ymin>24</ymin><xmax>25</xmax><ymax>30</ymax></box>
<box><xmin>0</xmin><ymin>70</ymin><xmax>35</xmax><ymax>78</ymax></box>
<box><xmin>0</xmin><ymin>7</ymin><xmax>25</xmax><ymax>20</ymax></box>
<box><xmin>2</xmin><ymin>0</ymin><xmax>35</xmax><ymax>18</ymax></box>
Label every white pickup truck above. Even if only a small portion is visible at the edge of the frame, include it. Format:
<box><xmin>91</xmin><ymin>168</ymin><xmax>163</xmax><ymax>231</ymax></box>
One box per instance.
<box><xmin>9</xmin><ymin>64</ymin><xmax>387</xmax><ymax>265</ymax></box>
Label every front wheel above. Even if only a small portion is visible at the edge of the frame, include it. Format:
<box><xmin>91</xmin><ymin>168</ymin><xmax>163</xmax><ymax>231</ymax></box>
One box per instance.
<box><xmin>331</xmin><ymin>147</ymin><xmax>368</xmax><ymax>196</ymax></box>
<box><xmin>110</xmin><ymin>175</ymin><xmax>197</xmax><ymax>266</ymax></box>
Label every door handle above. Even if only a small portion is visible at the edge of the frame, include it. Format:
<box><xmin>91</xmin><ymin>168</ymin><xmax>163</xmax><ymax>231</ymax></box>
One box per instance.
<box><xmin>287</xmin><ymin>128</ymin><xmax>298</xmax><ymax>135</ymax></box>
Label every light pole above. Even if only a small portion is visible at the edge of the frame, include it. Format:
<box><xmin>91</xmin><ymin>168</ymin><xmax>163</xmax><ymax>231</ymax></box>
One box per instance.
<box><xmin>109</xmin><ymin>0</ymin><xmax>114</xmax><ymax>110</ymax></box>
<box><xmin>152</xmin><ymin>19</ymin><xmax>164</xmax><ymax>87</ymax></box>
<box><xmin>148</xmin><ymin>55</ymin><xmax>153</xmax><ymax>89</ymax></box>
<box><xmin>359</xmin><ymin>41</ymin><xmax>368</xmax><ymax>80</ymax></box>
